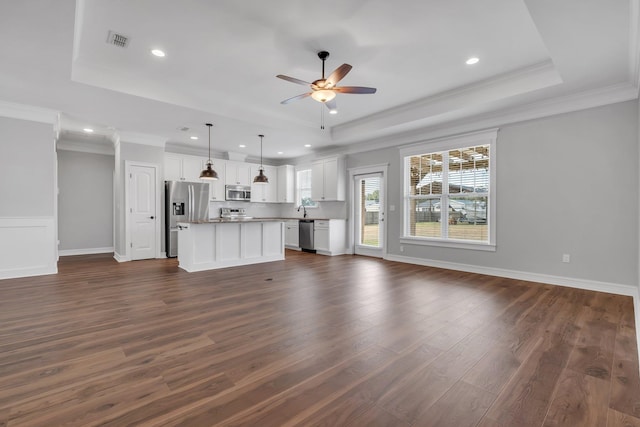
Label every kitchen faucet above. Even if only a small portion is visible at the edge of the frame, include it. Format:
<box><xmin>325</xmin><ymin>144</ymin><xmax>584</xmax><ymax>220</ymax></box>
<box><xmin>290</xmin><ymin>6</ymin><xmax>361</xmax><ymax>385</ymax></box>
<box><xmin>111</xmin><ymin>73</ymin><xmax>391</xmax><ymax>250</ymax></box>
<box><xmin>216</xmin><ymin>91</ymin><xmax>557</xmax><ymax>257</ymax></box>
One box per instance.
<box><xmin>297</xmin><ymin>205</ymin><xmax>308</xmax><ymax>218</ymax></box>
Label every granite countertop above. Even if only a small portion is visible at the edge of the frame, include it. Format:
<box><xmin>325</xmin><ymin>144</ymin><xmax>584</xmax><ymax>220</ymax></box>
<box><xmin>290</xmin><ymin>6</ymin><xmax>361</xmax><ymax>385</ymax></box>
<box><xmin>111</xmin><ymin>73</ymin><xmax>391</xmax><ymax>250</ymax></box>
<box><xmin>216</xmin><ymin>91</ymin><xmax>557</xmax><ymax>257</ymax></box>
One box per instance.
<box><xmin>181</xmin><ymin>218</ymin><xmax>287</xmax><ymax>224</ymax></box>
<box><xmin>180</xmin><ymin>217</ymin><xmax>336</xmax><ymax>224</ymax></box>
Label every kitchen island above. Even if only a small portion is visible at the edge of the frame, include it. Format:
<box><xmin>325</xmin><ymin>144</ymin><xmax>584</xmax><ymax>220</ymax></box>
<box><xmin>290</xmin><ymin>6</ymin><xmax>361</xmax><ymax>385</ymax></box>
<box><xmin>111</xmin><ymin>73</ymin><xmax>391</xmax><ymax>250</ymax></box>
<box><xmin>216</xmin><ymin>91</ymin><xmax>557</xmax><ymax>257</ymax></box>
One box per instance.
<box><xmin>177</xmin><ymin>218</ymin><xmax>285</xmax><ymax>272</ymax></box>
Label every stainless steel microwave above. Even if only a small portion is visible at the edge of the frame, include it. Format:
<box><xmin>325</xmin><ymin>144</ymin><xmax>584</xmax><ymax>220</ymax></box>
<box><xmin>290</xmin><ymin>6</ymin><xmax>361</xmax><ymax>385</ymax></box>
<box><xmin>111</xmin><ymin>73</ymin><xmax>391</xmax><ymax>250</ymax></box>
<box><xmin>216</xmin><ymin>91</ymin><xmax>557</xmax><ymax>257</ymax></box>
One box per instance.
<box><xmin>225</xmin><ymin>185</ymin><xmax>251</xmax><ymax>201</ymax></box>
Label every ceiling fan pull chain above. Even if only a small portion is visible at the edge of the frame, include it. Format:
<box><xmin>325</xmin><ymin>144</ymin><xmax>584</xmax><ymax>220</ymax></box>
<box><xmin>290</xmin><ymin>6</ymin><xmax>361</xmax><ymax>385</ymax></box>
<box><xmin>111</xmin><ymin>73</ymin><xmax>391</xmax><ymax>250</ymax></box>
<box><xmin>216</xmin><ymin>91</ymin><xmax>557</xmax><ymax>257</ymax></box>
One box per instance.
<box><xmin>320</xmin><ymin>104</ymin><xmax>325</xmax><ymax>130</ymax></box>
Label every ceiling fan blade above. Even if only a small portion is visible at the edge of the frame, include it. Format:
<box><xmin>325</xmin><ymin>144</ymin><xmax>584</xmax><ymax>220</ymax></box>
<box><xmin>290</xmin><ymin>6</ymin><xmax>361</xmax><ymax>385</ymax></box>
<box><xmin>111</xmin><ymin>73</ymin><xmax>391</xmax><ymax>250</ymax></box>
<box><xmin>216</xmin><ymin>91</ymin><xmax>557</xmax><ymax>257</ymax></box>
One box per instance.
<box><xmin>326</xmin><ymin>64</ymin><xmax>352</xmax><ymax>87</ymax></box>
<box><xmin>280</xmin><ymin>92</ymin><xmax>312</xmax><ymax>104</ymax></box>
<box><xmin>334</xmin><ymin>86</ymin><xmax>377</xmax><ymax>94</ymax></box>
<box><xmin>276</xmin><ymin>74</ymin><xmax>311</xmax><ymax>86</ymax></box>
<box><xmin>325</xmin><ymin>98</ymin><xmax>337</xmax><ymax>111</ymax></box>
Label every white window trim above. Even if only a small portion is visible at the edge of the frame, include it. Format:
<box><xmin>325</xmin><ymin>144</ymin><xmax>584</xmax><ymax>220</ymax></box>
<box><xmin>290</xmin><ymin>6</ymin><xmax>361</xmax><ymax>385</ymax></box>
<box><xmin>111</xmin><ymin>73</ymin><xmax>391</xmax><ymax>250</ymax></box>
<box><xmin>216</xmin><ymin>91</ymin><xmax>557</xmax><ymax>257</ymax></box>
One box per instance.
<box><xmin>399</xmin><ymin>128</ymin><xmax>498</xmax><ymax>251</ymax></box>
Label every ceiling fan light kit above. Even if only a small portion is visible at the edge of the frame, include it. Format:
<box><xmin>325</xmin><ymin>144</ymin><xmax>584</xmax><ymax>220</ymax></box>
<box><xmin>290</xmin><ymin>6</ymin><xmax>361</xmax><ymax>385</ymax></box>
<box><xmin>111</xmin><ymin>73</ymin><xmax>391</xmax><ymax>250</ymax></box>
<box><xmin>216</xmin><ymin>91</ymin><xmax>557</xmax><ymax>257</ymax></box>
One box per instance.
<box><xmin>277</xmin><ymin>50</ymin><xmax>377</xmax><ymax>116</ymax></box>
<box><xmin>310</xmin><ymin>89</ymin><xmax>336</xmax><ymax>103</ymax></box>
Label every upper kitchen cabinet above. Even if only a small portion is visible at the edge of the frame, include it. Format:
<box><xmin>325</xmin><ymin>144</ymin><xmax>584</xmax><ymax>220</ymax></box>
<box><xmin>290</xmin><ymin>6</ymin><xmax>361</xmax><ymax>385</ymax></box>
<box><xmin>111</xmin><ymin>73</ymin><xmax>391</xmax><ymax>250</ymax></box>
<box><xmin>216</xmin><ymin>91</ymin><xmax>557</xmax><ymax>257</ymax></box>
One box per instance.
<box><xmin>250</xmin><ymin>165</ymin><xmax>277</xmax><ymax>203</ymax></box>
<box><xmin>311</xmin><ymin>156</ymin><xmax>345</xmax><ymax>201</ymax></box>
<box><xmin>225</xmin><ymin>161</ymin><xmax>252</xmax><ymax>186</ymax></box>
<box><xmin>164</xmin><ymin>153</ymin><xmax>205</xmax><ymax>182</ymax></box>
<box><xmin>208</xmin><ymin>159</ymin><xmax>226</xmax><ymax>201</ymax></box>
<box><xmin>277</xmin><ymin>165</ymin><xmax>295</xmax><ymax>203</ymax></box>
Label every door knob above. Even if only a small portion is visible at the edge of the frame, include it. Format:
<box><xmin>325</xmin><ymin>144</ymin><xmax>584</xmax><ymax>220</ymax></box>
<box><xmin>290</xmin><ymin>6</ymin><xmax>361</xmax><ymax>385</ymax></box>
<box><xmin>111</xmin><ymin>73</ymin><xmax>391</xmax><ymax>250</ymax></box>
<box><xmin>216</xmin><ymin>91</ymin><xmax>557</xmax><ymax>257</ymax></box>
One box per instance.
<box><xmin>149</xmin><ymin>216</ymin><xmax>155</xmax><ymax>219</ymax></box>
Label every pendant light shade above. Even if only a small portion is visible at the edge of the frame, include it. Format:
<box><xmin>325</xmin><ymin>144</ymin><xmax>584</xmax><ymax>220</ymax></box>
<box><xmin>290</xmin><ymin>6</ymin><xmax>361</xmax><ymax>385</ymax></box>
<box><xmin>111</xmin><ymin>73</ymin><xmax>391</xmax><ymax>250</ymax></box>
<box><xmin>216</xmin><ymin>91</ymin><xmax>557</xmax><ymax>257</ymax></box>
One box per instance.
<box><xmin>253</xmin><ymin>134</ymin><xmax>268</xmax><ymax>184</ymax></box>
<box><xmin>200</xmin><ymin>123</ymin><xmax>219</xmax><ymax>180</ymax></box>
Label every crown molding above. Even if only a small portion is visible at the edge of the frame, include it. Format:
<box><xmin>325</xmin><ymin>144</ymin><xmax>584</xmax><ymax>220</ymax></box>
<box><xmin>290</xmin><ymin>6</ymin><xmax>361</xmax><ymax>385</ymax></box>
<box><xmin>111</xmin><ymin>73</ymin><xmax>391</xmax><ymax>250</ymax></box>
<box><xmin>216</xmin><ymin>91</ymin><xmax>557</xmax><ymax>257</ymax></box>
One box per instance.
<box><xmin>338</xmin><ymin>81</ymin><xmax>638</xmax><ymax>157</ymax></box>
<box><xmin>116</xmin><ymin>131</ymin><xmax>167</xmax><ymax>147</ymax></box>
<box><xmin>332</xmin><ymin>60</ymin><xmax>562</xmax><ymax>143</ymax></box>
<box><xmin>57</xmin><ymin>139</ymin><xmax>115</xmax><ymax>155</ymax></box>
<box><xmin>0</xmin><ymin>100</ymin><xmax>58</xmax><ymax>124</ymax></box>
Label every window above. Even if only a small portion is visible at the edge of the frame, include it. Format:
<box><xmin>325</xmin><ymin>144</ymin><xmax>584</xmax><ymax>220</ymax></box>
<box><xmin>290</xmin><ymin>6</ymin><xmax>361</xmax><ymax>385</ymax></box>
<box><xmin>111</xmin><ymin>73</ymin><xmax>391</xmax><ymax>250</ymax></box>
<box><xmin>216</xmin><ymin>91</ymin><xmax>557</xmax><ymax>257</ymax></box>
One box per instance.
<box><xmin>401</xmin><ymin>129</ymin><xmax>496</xmax><ymax>250</ymax></box>
<box><xmin>296</xmin><ymin>169</ymin><xmax>317</xmax><ymax>207</ymax></box>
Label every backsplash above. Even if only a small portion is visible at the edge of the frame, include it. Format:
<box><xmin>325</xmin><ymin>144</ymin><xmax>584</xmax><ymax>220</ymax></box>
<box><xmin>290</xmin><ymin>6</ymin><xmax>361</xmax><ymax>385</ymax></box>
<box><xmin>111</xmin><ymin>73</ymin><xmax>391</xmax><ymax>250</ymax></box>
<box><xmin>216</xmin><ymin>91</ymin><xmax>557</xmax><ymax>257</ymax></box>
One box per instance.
<box><xmin>209</xmin><ymin>200</ymin><xmax>348</xmax><ymax>220</ymax></box>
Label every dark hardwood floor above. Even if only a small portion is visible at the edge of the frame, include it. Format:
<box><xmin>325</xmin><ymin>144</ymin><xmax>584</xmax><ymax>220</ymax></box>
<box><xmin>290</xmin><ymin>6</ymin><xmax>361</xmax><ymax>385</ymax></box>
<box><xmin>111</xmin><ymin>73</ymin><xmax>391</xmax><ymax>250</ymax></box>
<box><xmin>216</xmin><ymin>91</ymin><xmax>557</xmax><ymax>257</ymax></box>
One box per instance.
<box><xmin>0</xmin><ymin>250</ymin><xmax>638</xmax><ymax>426</ymax></box>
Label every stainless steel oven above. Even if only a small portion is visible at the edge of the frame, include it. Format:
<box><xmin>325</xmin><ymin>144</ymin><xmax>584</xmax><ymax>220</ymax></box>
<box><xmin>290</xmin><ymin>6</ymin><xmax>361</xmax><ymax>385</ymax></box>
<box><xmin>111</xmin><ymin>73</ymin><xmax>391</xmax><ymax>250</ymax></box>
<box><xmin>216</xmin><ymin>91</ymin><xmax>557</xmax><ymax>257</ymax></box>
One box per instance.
<box><xmin>225</xmin><ymin>185</ymin><xmax>251</xmax><ymax>201</ymax></box>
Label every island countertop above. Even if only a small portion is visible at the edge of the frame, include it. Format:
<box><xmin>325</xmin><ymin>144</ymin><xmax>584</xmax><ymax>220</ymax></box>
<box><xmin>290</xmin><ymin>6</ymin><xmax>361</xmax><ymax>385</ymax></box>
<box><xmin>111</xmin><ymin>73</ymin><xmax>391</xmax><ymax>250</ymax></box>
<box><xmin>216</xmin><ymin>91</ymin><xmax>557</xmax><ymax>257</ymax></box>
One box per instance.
<box><xmin>180</xmin><ymin>217</ymin><xmax>337</xmax><ymax>224</ymax></box>
<box><xmin>182</xmin><ymin>217</ymin><xmax>287</xmax><ymax>224</ymax></box>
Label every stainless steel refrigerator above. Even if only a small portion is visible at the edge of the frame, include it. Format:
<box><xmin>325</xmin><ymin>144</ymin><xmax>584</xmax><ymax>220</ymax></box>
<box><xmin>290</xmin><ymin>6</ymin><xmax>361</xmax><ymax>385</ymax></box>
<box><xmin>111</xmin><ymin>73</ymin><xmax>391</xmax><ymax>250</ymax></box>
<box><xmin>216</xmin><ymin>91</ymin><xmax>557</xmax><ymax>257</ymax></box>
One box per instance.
<box><xmin>165</xmin><ymin>181</ymin><xmax>210</xmax><ymax>257</ymax></box>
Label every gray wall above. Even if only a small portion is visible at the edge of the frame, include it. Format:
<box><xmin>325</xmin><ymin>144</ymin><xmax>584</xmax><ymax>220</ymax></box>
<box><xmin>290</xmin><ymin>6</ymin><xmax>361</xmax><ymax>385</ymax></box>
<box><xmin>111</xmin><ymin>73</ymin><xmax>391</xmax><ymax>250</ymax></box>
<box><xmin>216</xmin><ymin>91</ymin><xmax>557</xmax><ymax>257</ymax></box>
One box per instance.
<box><xmin>0</xmin><ymin>117</ymin><xmax>54</xmax><ymax>216</ymax></box>
<box><xmin>57</xmin><ymin>150</ymin><xmax>114</xmax><ymax>251</ymax></box>
<box><xmin>348</xmin><ymin>100</ymin><xmax>639</xmax><ymax>287</ymax></box>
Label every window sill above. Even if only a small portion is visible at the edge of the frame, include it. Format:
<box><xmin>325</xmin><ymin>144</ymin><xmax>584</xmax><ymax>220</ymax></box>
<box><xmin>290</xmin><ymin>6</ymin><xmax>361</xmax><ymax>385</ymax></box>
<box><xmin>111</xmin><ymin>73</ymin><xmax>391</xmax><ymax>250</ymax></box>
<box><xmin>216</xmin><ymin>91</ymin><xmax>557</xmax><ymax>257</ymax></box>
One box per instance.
<box><xmin>399</xmin><ymin>237</ymin><xmax>496</xmax><ymax>252</ymax></box>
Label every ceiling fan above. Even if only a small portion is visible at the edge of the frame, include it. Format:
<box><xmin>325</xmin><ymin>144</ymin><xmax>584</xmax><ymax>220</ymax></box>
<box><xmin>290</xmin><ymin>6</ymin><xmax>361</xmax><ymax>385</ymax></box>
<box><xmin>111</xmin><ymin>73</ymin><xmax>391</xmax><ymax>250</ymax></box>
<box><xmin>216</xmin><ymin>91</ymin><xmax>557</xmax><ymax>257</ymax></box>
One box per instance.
<box><xmin>276</xmin><ymin>51</ymin><xmax>377</xmax><ymax>113</ymax></box>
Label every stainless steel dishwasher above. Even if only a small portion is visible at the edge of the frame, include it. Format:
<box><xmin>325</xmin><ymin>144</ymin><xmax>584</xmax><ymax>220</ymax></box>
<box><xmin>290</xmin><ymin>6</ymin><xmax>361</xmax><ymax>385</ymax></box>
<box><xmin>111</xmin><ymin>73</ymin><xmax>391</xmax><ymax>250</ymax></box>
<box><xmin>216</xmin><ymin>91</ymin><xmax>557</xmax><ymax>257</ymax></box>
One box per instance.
<box><xmin>299</xmin><ymin>219</ymin><xmax>315</xmax><ymax>253</ymax></box>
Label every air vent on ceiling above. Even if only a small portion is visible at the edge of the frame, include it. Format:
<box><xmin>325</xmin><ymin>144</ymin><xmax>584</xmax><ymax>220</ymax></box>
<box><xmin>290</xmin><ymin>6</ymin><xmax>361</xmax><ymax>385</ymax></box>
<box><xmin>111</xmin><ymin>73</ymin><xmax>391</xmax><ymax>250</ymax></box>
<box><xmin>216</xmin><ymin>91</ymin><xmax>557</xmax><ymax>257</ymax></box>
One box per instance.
<box><xmin>106</xmin><ymin>31</ymin><xmax>129</xmax><ymax>48</ymax></box>
<box><xmin>177</xmin><ymin>126</ymin><xmax>190</xmax><ymax>132</ymax></box>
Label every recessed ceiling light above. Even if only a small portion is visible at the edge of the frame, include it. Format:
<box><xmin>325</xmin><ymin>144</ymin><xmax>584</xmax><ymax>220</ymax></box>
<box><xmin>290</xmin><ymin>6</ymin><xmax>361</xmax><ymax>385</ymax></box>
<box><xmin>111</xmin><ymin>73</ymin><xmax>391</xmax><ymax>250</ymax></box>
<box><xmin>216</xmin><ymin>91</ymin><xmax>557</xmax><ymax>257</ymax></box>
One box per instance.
<box><xmin>190</xmin><ymin>136</ymin><xmax>198</xmax><ymax>140</ymax></box>
<box><xmin>83</xmin><ymin>128</ymin><xmax>94</xmax><ymax>133</ymax></box>
<box><xmin>151</xmin><ymin>49</ymin><xmax>166</xmax><ymax>57</ymax></box>
<box><xmin>466</xmin><ymin>57</ymin><xmax>479</xmax><ymax>65</ymax></box>
<box><xmin>277</xmin><ymin>151</ymin><xmax>284</xmax><ymax>155</ymax></box>
<box><xmin>329</xmin><ymin>109</ymin><xmax>338</xmax><ymax>115</ymax></box>
<box><xmin>239</xmin><ymin>144</ymin><xmax>246</xmax><ymax>148</ymax></box>
<box><xmin>304</xmin><ymin>144</ymin><xmax>311</xmax><ymax>147</ymax></box>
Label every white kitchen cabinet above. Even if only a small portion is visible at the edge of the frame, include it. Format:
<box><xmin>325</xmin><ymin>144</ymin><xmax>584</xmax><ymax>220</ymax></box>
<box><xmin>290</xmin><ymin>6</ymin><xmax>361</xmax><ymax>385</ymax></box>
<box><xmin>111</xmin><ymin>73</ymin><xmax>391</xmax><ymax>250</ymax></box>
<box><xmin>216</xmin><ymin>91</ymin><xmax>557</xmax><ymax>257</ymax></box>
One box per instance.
<box><xmin>285</xmin><ymin>220</ymin><xmax>300</xmax><ymax>248</ymax></box>
<box><xmin>277</xmin><ymin>165</ymin><xmax>295</xmax><ymax>203</ymax></box>
<box><xmin>250</xmin><ymin>165</ymin><xmax>277</xmax><ymax>203</ymax></box>
<box><xmin>225</xmin><ymin>161</ymin><xmax>252</xmax><ymax>186</ymax></box>
<box><xmin>208</xmin><ymin>159</ymin><xmax>226</xmax><ymax>201</ymax></box>
<box><xmin>164</xmin><ymin>154</ymin><xmax>183</xmax><ymax>181</ymax></box>
<box><xmin>164</xmin><ymin>153</ymin><xmax>207</xmax><ymax>182</ymax></box>
<box><xmin>182</xmin><ymin>155</ymin><xmax>205</xmax><ymax>182</ymax></box>
<box><xmin>311</xmin><ymin>156</ymin><xmax>345</xmax><ymax>201</ymax></box>
<box><xmin>313</xmin><ymin>219</ymin><xmax>346</xmax><ymax>255</ymax></box>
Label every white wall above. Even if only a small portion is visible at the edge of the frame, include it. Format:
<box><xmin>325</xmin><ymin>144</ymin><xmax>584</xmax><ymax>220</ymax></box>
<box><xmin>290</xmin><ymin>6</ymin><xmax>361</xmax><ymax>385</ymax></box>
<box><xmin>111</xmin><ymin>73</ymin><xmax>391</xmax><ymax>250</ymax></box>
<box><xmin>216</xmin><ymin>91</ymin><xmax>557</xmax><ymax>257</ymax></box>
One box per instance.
<box><xmin>0</xmin><ymin>116</ymin><xmax>56</xmax><ymax>278</ymax></box>
<box><xmin>57</xmin><ymin>150</ymin><xmax>114</xmax><ymax>254</ymax></box>
<box><xmin>348</xmin><ymin>100</ymin><xmax>639</xmax><ymax>290</ymax></box>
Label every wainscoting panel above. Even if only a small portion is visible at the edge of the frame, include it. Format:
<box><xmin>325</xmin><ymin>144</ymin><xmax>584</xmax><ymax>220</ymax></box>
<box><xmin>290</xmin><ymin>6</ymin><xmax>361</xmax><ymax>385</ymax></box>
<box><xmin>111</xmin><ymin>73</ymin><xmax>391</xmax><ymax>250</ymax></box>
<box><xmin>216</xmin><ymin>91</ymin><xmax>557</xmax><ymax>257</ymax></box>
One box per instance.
<box><xmin>0</xmin><ymin>217</ymin><xmax>56</xmax><ymax>279</ymax></box>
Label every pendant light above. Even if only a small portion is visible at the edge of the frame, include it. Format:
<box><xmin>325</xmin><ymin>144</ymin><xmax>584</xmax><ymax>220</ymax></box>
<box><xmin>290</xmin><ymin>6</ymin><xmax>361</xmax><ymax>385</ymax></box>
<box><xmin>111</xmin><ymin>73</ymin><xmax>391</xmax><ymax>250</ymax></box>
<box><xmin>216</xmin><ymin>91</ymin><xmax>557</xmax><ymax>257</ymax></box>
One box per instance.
<box><xmin>253</xmin><ymin>134</ymin><xmax>268</xmax><ymax>184</ymax></box>
<box><xmin>200</xmin><ymin>123</ymin><xmax>218</xmax><ymax>180</ymax></box>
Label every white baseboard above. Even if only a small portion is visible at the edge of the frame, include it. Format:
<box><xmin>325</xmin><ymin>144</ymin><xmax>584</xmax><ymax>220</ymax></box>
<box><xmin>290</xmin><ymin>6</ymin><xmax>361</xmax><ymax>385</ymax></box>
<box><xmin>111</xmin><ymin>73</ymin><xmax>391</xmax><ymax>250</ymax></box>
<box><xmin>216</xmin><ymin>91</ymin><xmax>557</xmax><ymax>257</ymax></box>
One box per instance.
<box><xmin>113</xmin><ymin>252</ymin><xmax>130</xmax><ymax>263</ymax></box>
<box><xmin>114</xmin><ymin>251</ymin><xmax>166</xmax><ymax>261</ymax></box>
<box><xmin>0</xmin><ymin>264</ymin><xmax>58</xmax><ymax>280</ymax></box>
<box><xmin>316</xmin><ymin>248</ymin><xmax>349</xmax><ymax>256</ymax></box>
<box><xmin>384</xmin><ymin>253</ymin><xmax>639</xmax><ymax>297</ymax></box>
<box><xmin>0</xmin><ymin>217</ymin><xmax>57</xmax><ymax>280</ymax></box>
<box><xmin>59</xmin><ymin>247</ymin><xmax>114</xmax><ymax>257</ymax></box>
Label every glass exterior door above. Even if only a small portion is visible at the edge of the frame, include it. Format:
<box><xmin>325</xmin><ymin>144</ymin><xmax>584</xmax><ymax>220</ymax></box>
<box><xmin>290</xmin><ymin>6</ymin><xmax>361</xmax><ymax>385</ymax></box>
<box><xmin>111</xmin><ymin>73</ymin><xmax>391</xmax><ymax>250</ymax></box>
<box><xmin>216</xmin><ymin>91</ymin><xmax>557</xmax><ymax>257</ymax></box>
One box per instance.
<box><xmin>354</xmin><ymin>173</ymin><xmax>384</xmax><ymax>257</ymax></box>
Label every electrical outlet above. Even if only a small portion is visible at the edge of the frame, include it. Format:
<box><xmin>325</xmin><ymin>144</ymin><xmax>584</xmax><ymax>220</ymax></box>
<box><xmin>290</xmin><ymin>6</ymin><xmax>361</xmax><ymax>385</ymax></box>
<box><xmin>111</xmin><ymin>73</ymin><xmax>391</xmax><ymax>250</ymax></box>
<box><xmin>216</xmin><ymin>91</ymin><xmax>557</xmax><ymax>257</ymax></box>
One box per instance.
<box><xmin>389</xmin><ymin>205</ymin><xmax>396</xmax><ymax>212</ymax></box>
<box><xmin>400</xmin><ymin>245</ymin><xmax>404</xmax><ymax>252</ymax></box>
<box><xmin>562</xmin><ymin>254</ymin><xmax>570</xmax><ymax>263</ymax></box>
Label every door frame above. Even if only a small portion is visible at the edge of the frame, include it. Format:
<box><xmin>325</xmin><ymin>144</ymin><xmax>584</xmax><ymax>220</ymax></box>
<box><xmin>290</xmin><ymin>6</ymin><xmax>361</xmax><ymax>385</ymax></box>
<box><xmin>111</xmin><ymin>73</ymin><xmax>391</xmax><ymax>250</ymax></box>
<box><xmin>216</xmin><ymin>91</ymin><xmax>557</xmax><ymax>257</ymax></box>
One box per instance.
<box><xmin>348</xmin><ymin>163</ymin><xmax>388</xmax><ymax>257</ymax></box>
<box><xmin>125</xmin><ymin>161</ymin><xmax>162</xmax><ymax>260</ymax></box>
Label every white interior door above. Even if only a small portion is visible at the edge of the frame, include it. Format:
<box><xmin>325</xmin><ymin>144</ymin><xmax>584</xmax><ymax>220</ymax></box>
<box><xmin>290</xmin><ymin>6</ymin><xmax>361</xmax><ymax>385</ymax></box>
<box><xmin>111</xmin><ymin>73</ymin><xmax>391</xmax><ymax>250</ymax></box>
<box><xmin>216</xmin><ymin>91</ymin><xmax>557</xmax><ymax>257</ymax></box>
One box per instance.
<box><xmin>354</xmin><ymin>172</ymin><xmax>385</xmax><ymax>257</ymax></box>
<box><xmin>130</xmin><ymin>165</ymin><xmax>156</xmax><ymax>260</ymax></box>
